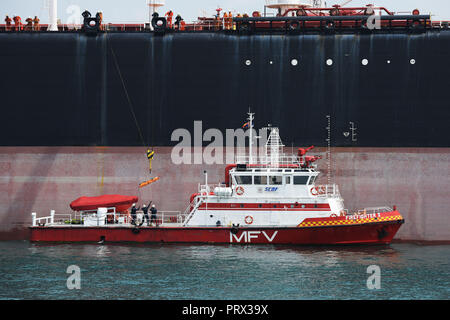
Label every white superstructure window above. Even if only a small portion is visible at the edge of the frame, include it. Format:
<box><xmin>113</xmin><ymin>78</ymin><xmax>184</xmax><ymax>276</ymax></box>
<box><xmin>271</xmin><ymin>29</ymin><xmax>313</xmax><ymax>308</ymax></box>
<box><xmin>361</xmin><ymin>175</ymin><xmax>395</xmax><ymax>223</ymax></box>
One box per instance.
<box><xmin>269</xmin><ymin>176</ymin><xmax>283</xmax><ymax>185</ymax></box>
<box><xmin>293</xmin><ymin>176</ymin><xmax>309</xmax><ymax>185</ymax></box>
<box><xmin>235</xmin><ymin>176</ymin><xmax>252</xmax><ymax>184</ymax></box>
<box><xmin>254</xmin><ymin>176</ymin><xmax>268</xmax><ymax>185</ymax></box>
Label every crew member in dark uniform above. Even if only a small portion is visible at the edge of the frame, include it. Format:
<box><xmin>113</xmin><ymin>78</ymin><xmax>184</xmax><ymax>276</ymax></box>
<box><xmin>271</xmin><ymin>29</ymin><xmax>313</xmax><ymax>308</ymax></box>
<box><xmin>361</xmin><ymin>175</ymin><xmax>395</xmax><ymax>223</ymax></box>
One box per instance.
<box><xmin>96</xmin><ymin>12</ymin><xmax>103</xmax><ymax>30</ymax></box>
<box><xmin>142</xmin><ymin>202</ymin><xmax>152</xmax><ymax>226</ymax></box>
<box><xmin>150</xmin><ymin>204</ymin><xmax>158</xmax><ymax>226</ymax></box>
<box><xmin>174</xmin><ymin>14</ymin><xmax>182</xmax><ymax>30</ymax></box>
<box><xmin>33</xmin><ymin>16</ymin><xmax>40</xmax><ymax>31</ymax></box>
<box><xmin>130</xmin><ymin>203</ymin><xmax>140</xmax><ymax>225</ymax></box>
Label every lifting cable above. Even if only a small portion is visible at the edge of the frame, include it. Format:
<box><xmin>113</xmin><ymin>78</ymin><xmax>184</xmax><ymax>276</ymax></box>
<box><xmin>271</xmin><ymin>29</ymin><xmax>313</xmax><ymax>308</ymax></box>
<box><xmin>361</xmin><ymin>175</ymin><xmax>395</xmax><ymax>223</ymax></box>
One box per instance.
<box><xmin>108</xmin><ymin>42</ymin><xmax>146</xmax><ymax>147</ymax></box>
<box><xmin>105</xmin><ymin>31</ymin><xmax>156</xmax><ymax>176</ymax></box>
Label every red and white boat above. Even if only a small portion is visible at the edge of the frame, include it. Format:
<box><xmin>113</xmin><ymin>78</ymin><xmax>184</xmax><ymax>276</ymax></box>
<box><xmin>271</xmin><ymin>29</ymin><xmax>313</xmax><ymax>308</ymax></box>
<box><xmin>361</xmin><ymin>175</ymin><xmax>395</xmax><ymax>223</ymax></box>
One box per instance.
<box><xmin>30</xmin><ymin>113</ymin><xmax>404</xmax><ymax>244</ymax></box>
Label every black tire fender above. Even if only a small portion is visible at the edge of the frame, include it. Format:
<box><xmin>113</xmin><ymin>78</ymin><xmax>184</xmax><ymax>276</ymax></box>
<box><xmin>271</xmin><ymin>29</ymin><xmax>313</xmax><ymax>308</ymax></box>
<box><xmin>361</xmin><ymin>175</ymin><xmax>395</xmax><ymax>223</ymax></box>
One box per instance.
<box><xmin>152</xmin><ymin>17</ymin><xmax>167</xmax><ymax>31</ymax></box>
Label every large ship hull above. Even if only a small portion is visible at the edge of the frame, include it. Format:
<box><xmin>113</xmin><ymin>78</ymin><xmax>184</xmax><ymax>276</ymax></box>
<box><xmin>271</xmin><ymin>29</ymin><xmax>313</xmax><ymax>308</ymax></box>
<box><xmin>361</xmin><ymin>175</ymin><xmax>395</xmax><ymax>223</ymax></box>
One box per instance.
<box><xmin>1</xmin><ymin>31</ymin><xmax>449</xmax><ymax>147</ymax></box>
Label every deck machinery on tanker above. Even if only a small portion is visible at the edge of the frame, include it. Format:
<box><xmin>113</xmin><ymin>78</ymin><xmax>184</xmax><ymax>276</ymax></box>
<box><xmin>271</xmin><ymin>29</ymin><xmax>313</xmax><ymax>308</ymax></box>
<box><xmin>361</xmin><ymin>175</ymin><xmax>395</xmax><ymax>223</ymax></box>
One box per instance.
<box><xmin>2</xmin><ymin>1</ymin><xmax>447</xmax><ymax>33</ymax></box>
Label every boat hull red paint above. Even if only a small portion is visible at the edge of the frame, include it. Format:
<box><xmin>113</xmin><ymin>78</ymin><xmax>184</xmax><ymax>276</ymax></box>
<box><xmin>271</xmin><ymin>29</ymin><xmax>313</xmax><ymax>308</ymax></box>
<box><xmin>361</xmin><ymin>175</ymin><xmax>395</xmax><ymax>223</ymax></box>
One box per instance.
<box><xmin>29</xmin><ymin>220</ymin><xmax>404</xmax><ymax>245</ymax></box>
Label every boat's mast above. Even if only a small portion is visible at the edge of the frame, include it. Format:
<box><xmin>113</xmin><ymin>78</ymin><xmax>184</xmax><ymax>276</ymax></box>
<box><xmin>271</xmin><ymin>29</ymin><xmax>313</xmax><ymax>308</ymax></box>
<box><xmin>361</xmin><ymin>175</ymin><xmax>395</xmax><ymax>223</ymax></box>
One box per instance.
<box><xmin>248</xmin><ymin>111</ymin><xmax>254</xmax><ymax>165</ymax></box>
<box><xmin>326</xmin><ymin>114</ymin><xmax>331</xmax><ymax>185</ymax></box>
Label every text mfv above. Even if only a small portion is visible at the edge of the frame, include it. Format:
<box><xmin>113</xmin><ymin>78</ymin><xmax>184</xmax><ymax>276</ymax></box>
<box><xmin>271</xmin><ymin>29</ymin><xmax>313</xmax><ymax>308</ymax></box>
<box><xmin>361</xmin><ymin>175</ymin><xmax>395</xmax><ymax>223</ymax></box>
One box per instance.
<box><xmin>229</xmin><ymin>230</ymin><xmax>278</xmax><ymax>243</ymax></box>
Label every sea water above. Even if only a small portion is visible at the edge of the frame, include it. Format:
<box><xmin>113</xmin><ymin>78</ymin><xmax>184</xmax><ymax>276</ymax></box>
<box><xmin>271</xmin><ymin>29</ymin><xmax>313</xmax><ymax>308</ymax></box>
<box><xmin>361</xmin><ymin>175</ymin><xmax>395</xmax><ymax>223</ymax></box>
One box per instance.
<box><xmin>0</xmin><ymin>241</ymin><xmax>448</xmax><ymax>300</ymax></box>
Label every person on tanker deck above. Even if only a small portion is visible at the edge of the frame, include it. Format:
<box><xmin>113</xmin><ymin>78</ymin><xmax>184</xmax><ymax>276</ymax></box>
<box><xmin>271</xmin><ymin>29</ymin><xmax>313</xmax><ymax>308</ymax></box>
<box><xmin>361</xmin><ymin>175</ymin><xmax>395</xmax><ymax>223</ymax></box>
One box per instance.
<box><xmin>97</xmin><ymin>12</ymin><xmax>103</xmax><ymax>30</ymax></box>
<box><xmin>228</xmin><ymin>11</ymin><xmax>233</xmax><ymax>30</ymax></box>
<box><xmin>142</xmin><ymin>201</ymin><xmax>152</xmax><ymax>226</ymax></box>
<box><xmin>33</xmin><ymin>16</ymin><xmax>40</xmax><ymax>31</ymax></box>
<box><xmin>5</xmin><ymin>15</ymin><xmax>12</xmax><ymax>31</ymax></box>
<box><xmin>165</xmin><ymin>10</ymin><xmax>173</xmax><ymax>28</ymax></box>
<box><xmin>150</xmin><ymin>204</ymin><xmax>158</xmax><ymax>227</ymax></box>
<box><xmin>174</xmin><ymin>14</ymin><xmax>182</xmax><ymax>30</ymax></box>
<box><xmin>223</xmin><ymin>12</ymin><xmax>228</xmax><ymax>30</ymax></box>
<box><xmin>130</xmin><ymin>203</ymin><xmax>140</xmax><ymax>225</ymax></box>
<box><xmin>13</xmin><ymin>16</ymin><xmax>22</xmax><ymax>31</ymax></box>
<box><xmin>25</xmin><ymin>17</ymin><xmax>33</xmax><ymax>31</ymax></box>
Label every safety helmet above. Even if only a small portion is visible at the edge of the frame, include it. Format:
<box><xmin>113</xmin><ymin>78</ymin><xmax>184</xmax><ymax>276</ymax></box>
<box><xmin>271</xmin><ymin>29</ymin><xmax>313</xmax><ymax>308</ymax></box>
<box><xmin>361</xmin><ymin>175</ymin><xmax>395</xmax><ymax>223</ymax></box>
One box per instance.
<box><xmin>143</xmin><ymin>204</ymin><xmax>146</xmax><ymax>207</ymax></box>
<box><xmin>152</xmin><ymin>204</ymin><xmax>156</xmax><ymax>208</ymax></box>
<box><xmin>132</xmin><ymin>203</ymin><xmax>136</xmax><ymax>206</ymax></box>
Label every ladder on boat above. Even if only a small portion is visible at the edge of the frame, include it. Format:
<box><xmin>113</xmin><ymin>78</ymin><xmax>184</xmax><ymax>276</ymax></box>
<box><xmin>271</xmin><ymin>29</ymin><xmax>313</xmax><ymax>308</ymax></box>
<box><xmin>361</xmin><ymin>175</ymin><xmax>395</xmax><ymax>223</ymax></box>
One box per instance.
<box><xmin>182</xmin><ymin>195</ymin><xmax>206</xmax><ymax>226</ymax></box>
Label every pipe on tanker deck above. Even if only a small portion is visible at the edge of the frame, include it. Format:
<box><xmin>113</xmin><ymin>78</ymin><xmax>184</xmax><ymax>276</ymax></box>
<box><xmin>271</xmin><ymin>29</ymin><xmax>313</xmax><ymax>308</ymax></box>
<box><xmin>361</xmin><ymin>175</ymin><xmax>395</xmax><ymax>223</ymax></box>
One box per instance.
<box><xmin>233</xmin><ymin>14</ymin><xmax>431</xmax><ymax>22</ymax></box>
<box><xmin>48</xmin><ymin>0</ymin><xmax>58</xmax><ymax>31</ymax></box>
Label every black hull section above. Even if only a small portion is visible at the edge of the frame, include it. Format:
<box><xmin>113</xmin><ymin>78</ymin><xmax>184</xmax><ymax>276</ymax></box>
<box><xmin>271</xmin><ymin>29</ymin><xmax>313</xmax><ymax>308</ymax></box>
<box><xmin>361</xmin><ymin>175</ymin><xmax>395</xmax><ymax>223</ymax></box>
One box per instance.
<box><xmin>1</xmin><ymin>31</ymin><xmax>449</xmax><ymax>147</ymax></box>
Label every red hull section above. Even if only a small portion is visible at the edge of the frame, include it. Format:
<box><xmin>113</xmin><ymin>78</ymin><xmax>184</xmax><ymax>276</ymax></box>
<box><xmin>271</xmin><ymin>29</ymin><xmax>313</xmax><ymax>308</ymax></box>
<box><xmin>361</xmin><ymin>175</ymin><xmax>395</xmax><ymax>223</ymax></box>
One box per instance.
<box><xmin>30</xmin><ymin>220</ymin><xmax>404</xmax><ymax>245</ymax></box>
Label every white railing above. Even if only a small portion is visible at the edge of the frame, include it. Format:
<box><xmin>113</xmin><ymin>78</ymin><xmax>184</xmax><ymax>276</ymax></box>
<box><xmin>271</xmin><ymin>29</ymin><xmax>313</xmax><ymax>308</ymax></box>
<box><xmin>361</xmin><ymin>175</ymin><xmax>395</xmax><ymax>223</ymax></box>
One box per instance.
<box><xmin>311</xmin><ymin>184</ymin><xmax>341</xmax><ymax>198</ymax></box>
<box><xmin>132</xmin><ymin>211</ymin><xmax>185</xmax><ymax>226</ymax></box>
<box><xmin>151</xmin><ymin>211</ymin><xmax>184</xmax><ymax>225</ymax></box>
<box><xmin>32</xmin><ymin>209</ymin><xmax>185</xmax><ymax>227</ymax></box>
<box><xmin>235</xmin><ymin>153</ymin><xmax>303</xmax><ymax>167</ymax></box>
<box><xmin>341</xmin><ymin>206</ymin><xmax>393</xmax><ymax>217</ymax></box>
<box><xmin>32</xmin><ymin>210</ymin><xmax>54</xmax><ymax>226</ymax></box>
<box><xmin>356</xmin><ymin>207</ymin><xmax>393</xmax><ymax>215</ymax></box>
<box><xmin>321</xmin><ymin>206</ymin><xmax>393</xmax><ymax>217</ymax></box>
<box><xmin>52</xmin><ymin>213</ymin><xmax>78</xmax><ymax>224</ymax></box>
<box><xmin>198</xmin><ymin>183</ymin><xmax>227</xmax><ymax>194</ymax></box>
